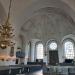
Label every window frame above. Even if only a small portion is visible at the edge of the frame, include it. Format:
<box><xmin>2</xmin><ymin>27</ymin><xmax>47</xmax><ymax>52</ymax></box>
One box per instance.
<box><xmin>35</xmin><ymin>41</ymin><xmax>44</xmax><ymax>59</ymax></box>
<box><xmin>48</xmin><ymin>40</ymin><xmax>58</xmax><ymax>51</ymax></box>
<box><xmin>63</xmin><ymin>38</ymin><xmax>75</xmax><ymax>59</ymax></box>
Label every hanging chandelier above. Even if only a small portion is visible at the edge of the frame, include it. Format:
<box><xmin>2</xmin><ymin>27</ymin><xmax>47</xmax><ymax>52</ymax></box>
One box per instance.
<box><xmin>0</xmin><ymin>0</ymin><xmax>15</xmax><ymax>49</ymax></box>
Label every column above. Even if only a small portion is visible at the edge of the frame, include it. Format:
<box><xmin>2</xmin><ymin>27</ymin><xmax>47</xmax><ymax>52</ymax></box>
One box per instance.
<box><xmin>31</xmin><ymin>40</ymin><xmax>35</xmax><ymax>62</ymax></box>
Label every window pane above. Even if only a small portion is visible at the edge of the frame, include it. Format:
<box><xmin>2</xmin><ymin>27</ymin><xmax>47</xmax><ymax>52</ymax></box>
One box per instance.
<box><xmin>49</xmin><ymin>42</ymin><xmax>57</xmax><ymax>50</ymax></box>
<box><xmin>36</xmin><ymin>43</ymin><xmax>43</xmax><ymax>59</ymax></box>
<box><xmin>64</xmin><ymin>41</ymin><xmax>74</xmax><ymax>59</ymax></box>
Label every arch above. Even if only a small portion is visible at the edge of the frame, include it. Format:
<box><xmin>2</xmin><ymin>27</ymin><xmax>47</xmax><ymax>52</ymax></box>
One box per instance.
<box><xmin>61</xmin><ymin>34</ymin><xmax>75</xmax><ymax>60</ymax></box>
<box><xmin>63</xmin><ymin>38</ymin><xmax>75</xmax><ymax>59</ymax></box>
<box><xmin>46</xmin><ymin>39</ymin><xmax>58</xmax><ymax>64</ymax></box>
<box><xmin>62</xmin><ymin>34</ymin><xmax>75</xmax><ymax>42</ymax></box>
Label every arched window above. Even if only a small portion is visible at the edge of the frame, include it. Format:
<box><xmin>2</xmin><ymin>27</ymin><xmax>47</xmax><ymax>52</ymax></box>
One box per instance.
<box><xmin>36</xmin><ymin>43</ymin><xmax>44</xmax><ymax>59</ymax></box>
<box><xmin>64</xmin><ymin>39</ymin><xmax>74</xmax><ymax>59</ymax></box>
<box><xmin>49</xmin><ymin>41</ymin><xmax>57</xmax><ymax>50</ymax></box>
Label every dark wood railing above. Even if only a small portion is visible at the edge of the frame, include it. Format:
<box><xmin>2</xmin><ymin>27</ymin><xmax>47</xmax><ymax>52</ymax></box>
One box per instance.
<box><xmin>0</xmin><ymin>65</ymin><xmax>43</xmax><ymax>75</ymax></box>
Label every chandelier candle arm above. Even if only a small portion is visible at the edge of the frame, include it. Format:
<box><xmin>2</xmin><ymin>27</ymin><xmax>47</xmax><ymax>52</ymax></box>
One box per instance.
<box><xmin>0</xmin><ymin>0</ymin><xmax>15</xmax><ymax>49</ymax></box>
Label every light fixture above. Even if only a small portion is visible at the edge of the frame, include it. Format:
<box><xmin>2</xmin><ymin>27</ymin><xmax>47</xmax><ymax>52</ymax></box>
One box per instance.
<box><xmin>0</xmin><ymin>0</ymin><xmax>15</xmax><ymax>49</ymax></box>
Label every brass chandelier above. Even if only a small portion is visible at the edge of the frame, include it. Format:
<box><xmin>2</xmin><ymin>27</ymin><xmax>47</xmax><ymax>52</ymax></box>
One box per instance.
<box><xmin>0</xmin><ymin>0</ymin><xmax>15</xmax><ymax>49</ymax></box>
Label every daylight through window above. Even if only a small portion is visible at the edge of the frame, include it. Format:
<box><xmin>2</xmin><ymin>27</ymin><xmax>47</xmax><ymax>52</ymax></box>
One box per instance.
<box><xmin>36</xmin><ymin>43</ymin><xmax>43</xmax><ymax>59</ymax></box>
<box><xmin>64</xmin><ymin>40</ymin><xmax>74</xmax><ymax>59</ymax></box>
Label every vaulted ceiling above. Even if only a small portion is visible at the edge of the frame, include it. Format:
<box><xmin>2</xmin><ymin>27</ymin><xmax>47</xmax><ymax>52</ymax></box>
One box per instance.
<box><xmin>0</xmin><ymin>0</ymin><xmax>75</xmax><ymax>28</ymax></box>
<box><xmin>0</xmin><ymin>0</ymin><xmax>75</xmax><ymax>41</ymax></box>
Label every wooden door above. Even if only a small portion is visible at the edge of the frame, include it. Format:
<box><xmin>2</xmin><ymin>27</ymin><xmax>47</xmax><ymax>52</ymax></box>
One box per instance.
<box><xmin>49</xmin><ymin>51</ymin><xmax>59</xmax><ymax>65</ymax></box>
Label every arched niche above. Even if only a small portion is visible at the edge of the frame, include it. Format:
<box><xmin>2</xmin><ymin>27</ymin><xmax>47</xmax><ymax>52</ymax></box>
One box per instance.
<box><xmin>59</xmin><ymin>34</ymin><xmax>75</xmax><ymax>63</ymax></box>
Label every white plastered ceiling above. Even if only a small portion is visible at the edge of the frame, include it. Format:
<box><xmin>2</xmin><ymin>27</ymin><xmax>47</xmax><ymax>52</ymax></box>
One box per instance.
<box><xmin>0</xmin><ymin>0</ymin><xmax>75</xmax><ymax>31</ymax></box>
<box><xmin>0</xmin><ymin>0</ymin><xmax>75</xmax><ymax>46</ymax></box>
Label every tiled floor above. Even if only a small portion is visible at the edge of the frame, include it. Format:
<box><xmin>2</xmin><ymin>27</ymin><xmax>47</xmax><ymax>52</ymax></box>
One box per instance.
<box><xmin>29</xmin><ymin>70</ymin><xmax>43</xmax><ymax>75</ymax></box>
